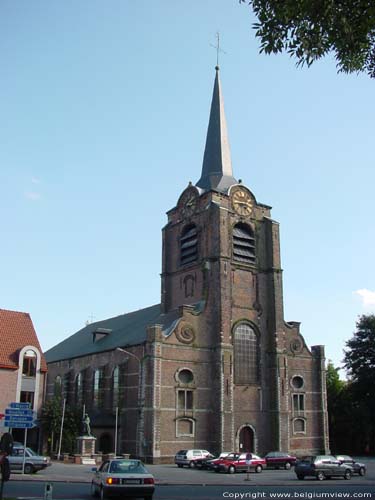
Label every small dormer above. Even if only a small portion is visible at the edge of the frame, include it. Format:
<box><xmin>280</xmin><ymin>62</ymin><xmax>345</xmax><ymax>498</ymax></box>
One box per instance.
<box><xmin>92</xmin><ymin>328</ymin><xmax>112</xmax><ymax>343</ymax></box>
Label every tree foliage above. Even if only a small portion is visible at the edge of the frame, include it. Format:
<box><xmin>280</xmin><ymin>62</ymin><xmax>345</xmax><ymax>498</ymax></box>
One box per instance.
<box><xmin>239</xmin><ymin>0</ymin><xmax>375</xmax><ymax>78</ymax></box>
<box><xmin>40</xmin><ymin>396</ymin><xmax>81</xmax><ymax>455</ymax></box>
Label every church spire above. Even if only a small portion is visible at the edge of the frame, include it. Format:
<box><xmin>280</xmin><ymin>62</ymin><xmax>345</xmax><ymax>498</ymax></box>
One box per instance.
<box><xmin>196</xmin><ymin>66</ymin><xmax>237</xmax><ymax>193</ymax></box>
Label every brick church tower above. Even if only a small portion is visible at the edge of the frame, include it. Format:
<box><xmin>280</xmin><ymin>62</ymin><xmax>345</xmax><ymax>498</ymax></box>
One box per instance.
<box><xmin>45</xmin><ymin>66</ymin><xmax>329</xmax><ymax>463</ymax></box>
<box><xmin>158</xmin><ymin>65</ymin><xmax>329</xmax><ymax>458</ymax></box>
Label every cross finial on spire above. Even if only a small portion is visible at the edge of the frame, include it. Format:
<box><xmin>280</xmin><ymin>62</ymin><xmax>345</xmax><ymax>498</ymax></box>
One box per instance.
<box><xmin>210</xmin><ymin>32</ymin><xmax>226</xmax><ymax>68</ymax></box>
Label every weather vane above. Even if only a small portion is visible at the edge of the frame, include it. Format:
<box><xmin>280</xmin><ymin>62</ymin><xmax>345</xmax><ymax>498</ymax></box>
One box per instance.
<box><xmin>210</xmin><ymin>32</ymin><xmax>227</xmax><ymax>67</ymax></box>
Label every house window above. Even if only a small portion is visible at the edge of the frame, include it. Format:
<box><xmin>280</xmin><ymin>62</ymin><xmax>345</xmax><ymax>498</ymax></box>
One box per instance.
<box><xmin>176</xmin><ymin>418</ymin><xmax>194</xmax><ymax>437</ymax></box>
<box><xmin>180</xmin><ymin>225</ymin><xmax>198</xmax><ymax>265</ymax></box>
<box><xmin>22</xmin><ymin>350</ymin><xmax>37</xmax><ymax>377</ymax></box>
<box><xmin>233</xmin><ymin>223</ymin><xmax>255</xmax><ymax>264</ymax></box>
<box><xmin>234</xmin><ymin>323</ymin><xmax>259</xmax><ymax>384</ymax></box>
<box><xmin>293</xmin><ymin>418</ymin><xmax>306</xmax><ymax>433</ymax></box>
<box><xmin>93</xmin><ymin>369</ymin><xmax>104</xmax><ymax>408</ymax></box>
<box><xmin>293</xmin><ymin>394</ymin><xmax>305</xmax><ymax>413</ymax></box>
<box><xmin>177</xmin><ymin>389</ymin><xmax>193</xmax><ymax>413</ymax></box>
<box><xmin>20</xmin><ymin>391</ymin><xmax>34</xmax><ymax>406</ymax></box>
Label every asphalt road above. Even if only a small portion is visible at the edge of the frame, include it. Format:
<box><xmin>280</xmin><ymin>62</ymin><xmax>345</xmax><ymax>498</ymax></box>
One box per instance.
<box><xmin>3</xmin><ymin>459</ymin><xmax>374</xmax><ymax>499</ymax></box>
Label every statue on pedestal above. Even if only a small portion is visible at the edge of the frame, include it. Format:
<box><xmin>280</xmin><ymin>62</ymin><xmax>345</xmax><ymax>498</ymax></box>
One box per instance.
<box><xmin>81</xmin><ymin>413</ymin><xmax>92</xmax><ymax>436</ymax></box>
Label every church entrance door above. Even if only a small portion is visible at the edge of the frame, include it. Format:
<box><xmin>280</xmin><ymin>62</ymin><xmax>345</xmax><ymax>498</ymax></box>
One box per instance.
<box><xmin>239</xmin><ymin>426</ymin><xmax>254</xmax><ymax>452</ymax></box>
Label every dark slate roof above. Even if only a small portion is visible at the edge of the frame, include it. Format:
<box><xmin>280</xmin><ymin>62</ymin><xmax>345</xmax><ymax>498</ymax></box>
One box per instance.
<box><xmin>45</xmin><ymin>304</ymin><xmax>177</xmax><ymax>363</ymax></box>
<box><xmin>196</xmin><ymin>66</ymin><xmax>237</xmax><ymax>194</ymax></box>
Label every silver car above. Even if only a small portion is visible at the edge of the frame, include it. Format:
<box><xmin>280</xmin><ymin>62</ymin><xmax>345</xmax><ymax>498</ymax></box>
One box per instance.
<box><xmin>8</xmin><ymin>446</ymin><xmax>51</xmax><ymax>474</ymax></box>
<box><xmin>91</xmin><ymin>458</ymin><xmax>154</xmax><ymax>500</ymax></box>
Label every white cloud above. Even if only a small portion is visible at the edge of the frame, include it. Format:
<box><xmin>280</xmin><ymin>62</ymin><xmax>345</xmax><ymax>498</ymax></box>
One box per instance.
<box><xmin>354</xmin><ymin>289</ymin><xmax>375</xmax><ymax>307</ymax></box>
<box><xmin>25</xmin><ymin>191</ymin><xmax>41</xmax><ymax>201</ymax></box>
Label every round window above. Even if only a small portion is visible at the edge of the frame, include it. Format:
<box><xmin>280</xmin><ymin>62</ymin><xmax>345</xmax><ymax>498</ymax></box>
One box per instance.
<box><xmin>178</xmin><ymin>369</ymin><xmax>194</xmax><ymax>384</ymax></box>
<box><xmin>291</xmin><ymin>375</ymin><xmax>304</xmax><ymax>389</ymax></box>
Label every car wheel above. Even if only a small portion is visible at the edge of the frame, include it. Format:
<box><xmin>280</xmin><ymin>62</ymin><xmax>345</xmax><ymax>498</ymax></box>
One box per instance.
<box><xmin>344</xmin><ymin>470</ymin><xmax>351</xmax><ymax>480</ymax></box>
<box><xmin>228</xmin><ymin>465</ymin><xmax>236</xmax><ymax>474</ymax></box>
<box><xmin>255</xmin><ymin>465</ymin><xmax>263</xmax><ymax>473</ymax></box>
<box><xmin>317</xmin><ymin>472</ymin><xmax>325</xmax><ymax>481</ymax></box>
<box><xmin>285</xmin><ymin>462</ymin><xmax>292</xmax><ymax>470</ymax></box>
<box><xmin>24</xmin><ymin>463</ymin><xmax>34</xmax><ymax>474</ymax></box>
<box><xmin>359</xmin><ymin>467</ymin><xmax>365</xmax><ymax>476</ymax></box>
<box><xmin>297</xmin><ymin>474</ymin><xmax>304</xmax><ymax>480</ymax></box>
<box><xmin>189</xmin><ymin>461</ymin><xmax>195</xmax><ymax>468</ymax></box>
<box><xmin>100</xmin><ymin>486</ymin><xmax>106</xmax><ymax>500</ymax></box>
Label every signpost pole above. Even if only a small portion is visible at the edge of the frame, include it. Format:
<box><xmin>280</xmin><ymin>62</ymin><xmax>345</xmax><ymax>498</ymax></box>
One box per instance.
<box><xmin>22</xmin><ymin>428</ymin><xmax>27</xmax><ymax>475</ymax></box>
<box><xmin>57</xmin><ymin>399</ymin><xmax>66</xmax><ymax>461</ymax></box>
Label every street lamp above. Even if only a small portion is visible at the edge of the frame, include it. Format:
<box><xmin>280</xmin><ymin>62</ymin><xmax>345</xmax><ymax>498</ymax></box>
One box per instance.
<box><xmin>115</xmin><ymin>347</ymin><xmax>143</xmax><ymax>458</ymax></box>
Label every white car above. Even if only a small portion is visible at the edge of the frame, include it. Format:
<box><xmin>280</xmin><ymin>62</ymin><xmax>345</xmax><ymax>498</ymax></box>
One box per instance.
<box><xmin>8</xmin><ymin>447</ymin><xmax>51</xmax><ymax>474</ymax></box>
<box><xmin>174</xmin><ymin>449</ymin><xmax>211</xmax><ymax>468</ymax></box>
<box><xmin>91</xmin><ymin>458</ymin><xmax>154</xmax><ymax>500</ymax></box>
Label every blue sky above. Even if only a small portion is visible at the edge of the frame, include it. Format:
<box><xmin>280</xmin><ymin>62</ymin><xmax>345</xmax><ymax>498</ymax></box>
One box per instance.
<box><xmin>1</xmin><ymin>1</ymin><xmax>374</xmax><ymax>376</ymax></box>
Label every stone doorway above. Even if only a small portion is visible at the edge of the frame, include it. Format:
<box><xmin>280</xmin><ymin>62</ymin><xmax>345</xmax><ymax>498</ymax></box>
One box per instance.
<box><xmin>239</xmin><ymin>426</ymin><xmax>254</xmax><ymax>452</ymax></box>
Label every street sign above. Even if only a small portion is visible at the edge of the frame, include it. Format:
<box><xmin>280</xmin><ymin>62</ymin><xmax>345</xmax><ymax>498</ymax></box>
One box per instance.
<box><xmin>4</xmin><ymin>420</ymin><xmax>35</xmax><ymax>429</ymax></box>
<box><xmin>5</xmin><ymin>409</ymin><xmax>34</xmax><ymax>417</ymax></box>
<box><xmin>9</xmin><ymin>402</ymin><xmax>31</xmax><ymax>409</ymax></box>
<box><xmin>4</xmin><ymin>403</ymin><xmax>35</xmax><ymax>429</ymax></box>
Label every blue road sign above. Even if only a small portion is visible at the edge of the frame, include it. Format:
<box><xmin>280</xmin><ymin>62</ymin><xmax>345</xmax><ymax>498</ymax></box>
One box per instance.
<box><xmin>4</xmin><ymin>420</ymin><xmax>34</xmax><ymax>429</ymax></box>
<box><xmin>5</xmin><ymin>409</ymin><xmax>34</xmax><ymax>417</ymax></box>
<box><xmin>5</xmin><ymin>415</ymin><xmax>34</xmax><ymax>423</ymax></box>
<box><xmin>9</xmin><ymin>402</ymin><xmax>31</xmax><ymax>409</ymax></box>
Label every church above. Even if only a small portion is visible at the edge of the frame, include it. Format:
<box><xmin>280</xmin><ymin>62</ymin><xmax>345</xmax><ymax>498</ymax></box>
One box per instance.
<box><xmin>45</xmin><ymin>66</ymin><xmax>329</xmax><ymax>463</ymax></box>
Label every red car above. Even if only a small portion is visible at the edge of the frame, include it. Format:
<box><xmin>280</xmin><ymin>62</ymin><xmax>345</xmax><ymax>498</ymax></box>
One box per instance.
<box><xmin>264</xmin><ymin>451</ymin><xmax>297</xmax><ymax>470</ymax></box>
<box><xmin>215</xmin><ymin>453</ymin><xmax>266</xmax><ymax>474</ymax></box>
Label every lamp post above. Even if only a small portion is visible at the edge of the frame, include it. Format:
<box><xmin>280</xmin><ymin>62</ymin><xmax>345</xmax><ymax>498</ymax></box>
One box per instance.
<box><xmin>115</xmin><ymin>347</ymin><xmax>143</xmax><ymax>458</ymax></box>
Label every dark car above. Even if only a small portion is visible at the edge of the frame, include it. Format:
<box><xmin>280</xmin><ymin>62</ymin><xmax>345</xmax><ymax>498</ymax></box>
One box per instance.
<box><xmin>264</xmin><ymin>451</ymin><xmax>297</xmax><ymax>470</ymax></box>
<box><xmin>335</xmin><ymin>455</ymin><xmax>366</xmax><ymax>476</ymax></box>
<box><xmin>91</xmin><ymin>458</ymin><xmax>154</xmax><ymax>499</ymax></box>
<box><xmin>295</xmin><ymin>455</ymin><xmax>353</xmax><ymax>481</ymax></box>
<box><xmin>216</xmin><ymin>453</ymin><xmax>266</xmax><ymax>474</ymax></box>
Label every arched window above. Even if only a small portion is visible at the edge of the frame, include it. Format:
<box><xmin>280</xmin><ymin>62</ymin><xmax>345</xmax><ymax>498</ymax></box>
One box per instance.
<box><xmin>75</xmin><ymin>373</ymin><xmax>83</xmax><ymax>407</ymax></box>
<box><xmin>180</xmin><ymin>224</ymin><xmax>198</xmax><ymax>265</ymax></box>
<box><xmin>22</xmin><ymin>350</ymin><xmax>37</xmax><ymax>377</ymax></box>
<box><xmin>112</xmin><ymin>366</ymin><xmax>119</xmax><ymax>410</ymax></box>
<box><xmin>233</xmin><ymin>223</ymin><xmax>255</xmax><ymax>264</ymax></box>
<box><xmin>234</xmin><ymin>323</ymin><xmax>259</xmax><ymax>384</ymax></box>
<box><xmin>93</xmin><ymin>369</ymin><xmax>104</xmax><ymax>408</ymax></box>
<box><xmin>54</xmin><ymin>376</ymin><xmax>62</xmax><ymax>396</ymax></box>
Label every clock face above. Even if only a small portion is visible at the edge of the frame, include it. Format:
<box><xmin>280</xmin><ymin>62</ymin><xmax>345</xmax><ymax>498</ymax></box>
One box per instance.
<box><xmin>180</xmin><ymin>189</ymin><xmax>198</xmax><ymax>217</ymax></box>
<box><xmin>232</xmin><ymin>188</ymin><xmax>253</xmax><ymax>216</ymax></box>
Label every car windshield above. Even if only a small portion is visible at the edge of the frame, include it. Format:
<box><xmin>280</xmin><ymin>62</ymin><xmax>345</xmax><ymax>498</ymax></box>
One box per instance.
<box><xmin>26</xmin><ymin>448</ymin><xmax>37</xmax><ymax>456</ymax></box>
<box><xmin>109</xmin><ymin>460</ymin><xmax>147</xmax><ymax>474</ymax></box>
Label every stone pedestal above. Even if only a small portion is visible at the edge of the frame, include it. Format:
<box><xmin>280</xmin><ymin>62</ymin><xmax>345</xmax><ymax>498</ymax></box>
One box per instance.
<box><xmin>76</xmin><ymin>435</ymin><xmax>96</xmax><ymax>457</ymax></box>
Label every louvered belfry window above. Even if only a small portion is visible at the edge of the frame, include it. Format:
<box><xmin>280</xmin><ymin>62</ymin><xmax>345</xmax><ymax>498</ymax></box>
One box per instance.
<box><xmin>233</xmin><ymin>223</ymin><xmax>255</xmax><ymax>264</ymax></box>
<box><xmin>180</xmin><ymin>224</ymin><xmax>198</xmax><ymax>265</ymax></box>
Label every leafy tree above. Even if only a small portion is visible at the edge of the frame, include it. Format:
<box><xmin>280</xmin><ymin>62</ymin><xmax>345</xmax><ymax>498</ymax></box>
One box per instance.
<box><xmin>343</xmin><ymin>314</ymin><xmax>375</xmax><ymax>453</ymax></box>
<box><xmin>40</xmin><ymin>396</ymin><xmax>81</xmax><ymax>455</ymax></box>
<box><xmin>239</xmin><ymin>0</ymin><xmax>375</xmax><ymax>77</ymax></box>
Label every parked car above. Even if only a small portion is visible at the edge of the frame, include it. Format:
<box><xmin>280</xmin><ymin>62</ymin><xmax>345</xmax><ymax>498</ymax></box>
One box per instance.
<box><xmin>335</xmin><ymin>455</ymin><xmax>366</xmax><ymax>476</ymax></box>
<box><xmin>91</xmin><ymin>458</ymin><xmax>154</xmax><ymax>499</ymax></box>
<box><xmin>195</xmin><ymin>452</ymin><xmax>232</xmax><ymax>469</ymax></box>
<box><xmin>295</xmin><ymin>455</ymin><xmax>353</xmax><ymax>481</ymax></box>
<box><xmin>215</xmin><ymin>453</ymin><xmax>266</xmax><ymax>474</ymax></box>
<box><xmin>174</xmin><ymin>449</ymin><xmax>211</xmax><ymax>468</ymax></box>
<box><xmin>8</xmin><ymin>446</ymin><xmax>51</xmax><ymax>474</ymax></box>
<box><xmin>264</xmin><ymin>451</ymin><xmax>297</xmax><ymax>470</ymax></box>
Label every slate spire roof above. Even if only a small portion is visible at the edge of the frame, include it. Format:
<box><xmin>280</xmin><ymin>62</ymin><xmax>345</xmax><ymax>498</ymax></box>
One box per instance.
<box><xmin>196</xmin><ymin>66</ymin><xmax>237</xmax><ymax>193</ymax></box>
